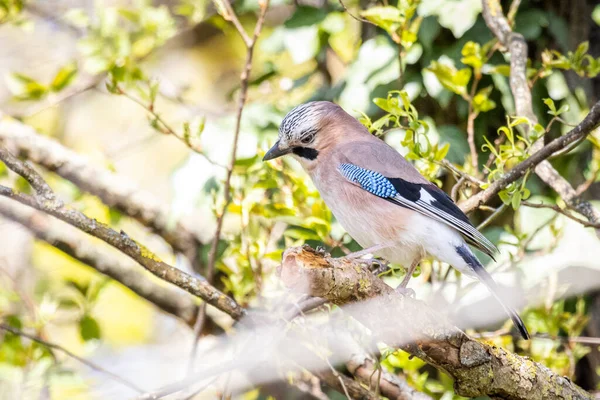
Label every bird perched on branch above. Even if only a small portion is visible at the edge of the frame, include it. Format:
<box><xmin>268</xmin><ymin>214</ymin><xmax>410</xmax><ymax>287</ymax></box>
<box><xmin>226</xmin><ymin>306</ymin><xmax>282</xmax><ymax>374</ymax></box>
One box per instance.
<box><xmin>263</xmin><ymin>101</ymin><xmax>529</xmax><ymax>340</ymax></box>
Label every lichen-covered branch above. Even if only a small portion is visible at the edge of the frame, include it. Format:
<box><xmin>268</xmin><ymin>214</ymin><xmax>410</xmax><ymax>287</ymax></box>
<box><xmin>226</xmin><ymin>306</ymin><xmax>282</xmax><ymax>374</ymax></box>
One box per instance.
<box><xmin>0</xmin><ymin>112</ymin><xmax>205</xmax><ymax>261</ymax></box>
<box><xmin>0</xmin><ymin>198</ymin><xmax>198</xmax><ymax>324</ymax></box>
<box><xmin>279</xmin><ymin>246</ymin><xmax>593</xmax><ymax>400</ymax></box>
<box><xmin>0</xmin><ymin>146</ymin><xmax>245</xmax><ymax>320</ymax></box>
<box><xmin>480</xmin><ymin>0</ymin><xmax>600</xmax><ymax>234</ymax></box>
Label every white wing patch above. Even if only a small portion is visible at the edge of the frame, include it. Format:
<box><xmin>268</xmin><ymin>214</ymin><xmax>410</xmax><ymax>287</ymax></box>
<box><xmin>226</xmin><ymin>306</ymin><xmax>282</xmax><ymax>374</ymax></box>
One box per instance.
<box><xmin>418</xmin><ymin>188</ymin><xmax>436</xmax><ymax>204</ymax></box>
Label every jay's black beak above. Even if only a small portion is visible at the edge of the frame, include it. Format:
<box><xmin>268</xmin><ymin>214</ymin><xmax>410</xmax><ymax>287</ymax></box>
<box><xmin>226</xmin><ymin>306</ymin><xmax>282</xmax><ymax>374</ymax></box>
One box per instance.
<box><xmin>263</xmin><ymin>140</ymin><xmax>290</xmax><ymax>161</ymax></box>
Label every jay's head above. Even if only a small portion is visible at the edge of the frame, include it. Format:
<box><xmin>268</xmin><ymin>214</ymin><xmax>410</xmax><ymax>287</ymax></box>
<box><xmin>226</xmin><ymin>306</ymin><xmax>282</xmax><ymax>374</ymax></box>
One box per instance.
<box><xmin>263</xmin><ymin>101</ymin><xmax>352</xmax><ymax>164</ymax></box>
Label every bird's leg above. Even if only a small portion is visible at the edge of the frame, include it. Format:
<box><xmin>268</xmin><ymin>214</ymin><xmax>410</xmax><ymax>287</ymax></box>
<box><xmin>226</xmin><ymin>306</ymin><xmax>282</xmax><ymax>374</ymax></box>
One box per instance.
<box><xmin>396</xmin><ymin>258</ymin><xmax>420</xmax><ymax>297</ymax></box>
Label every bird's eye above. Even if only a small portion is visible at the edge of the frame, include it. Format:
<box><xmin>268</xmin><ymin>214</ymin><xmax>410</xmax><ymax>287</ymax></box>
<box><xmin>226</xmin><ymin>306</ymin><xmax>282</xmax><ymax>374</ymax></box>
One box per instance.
<box><xmin>300</xmin><ymin>131</ymin><xmax>315</xmax><ymax>144</ymax></box>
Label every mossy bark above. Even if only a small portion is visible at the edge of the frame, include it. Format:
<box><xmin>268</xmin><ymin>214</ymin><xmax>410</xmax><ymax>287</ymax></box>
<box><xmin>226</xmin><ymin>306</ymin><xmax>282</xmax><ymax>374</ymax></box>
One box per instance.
<box><xmin>279</xmin><ymin>246</ymin><xmax>592</xmax><ymax>400</ymax></box>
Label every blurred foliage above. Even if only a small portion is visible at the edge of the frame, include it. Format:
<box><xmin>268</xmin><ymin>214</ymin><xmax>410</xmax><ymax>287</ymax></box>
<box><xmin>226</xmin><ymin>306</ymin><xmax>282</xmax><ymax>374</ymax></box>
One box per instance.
<box><xmin>3</xmin><ymin>0</ymin><xmax>600</xmax><ymax>398</ymax></box>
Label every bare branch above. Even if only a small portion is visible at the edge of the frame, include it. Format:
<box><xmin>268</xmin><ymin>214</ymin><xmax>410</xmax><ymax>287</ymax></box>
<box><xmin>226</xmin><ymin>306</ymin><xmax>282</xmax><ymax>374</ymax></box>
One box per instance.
<box><xmin>279</xmin><ymin>246</ymin><xmax>593</xmax><ymax>400</ymax></box>
<box><xmin>480</xmin><ymin>0</ymin><xmax>600</xmax><ymax>234</ymax></box>
<box><xmin>0</xmin><ymin>112</ymin><xmax>205</xmax><ymax>261</ymax></box>
<box><xmin>0</xmin><ymin>323</ymin><xmax>145</xmax><ymax>394</ymax></box>
<box><xmin>0</xmin><ymin>147</ymin><xmax>245</xmax><ymax>320</ymax></box>
<box><xmin>0</xmin><ymin>198</ymin><xmax>198</xmax><ymax>323</ymax></box>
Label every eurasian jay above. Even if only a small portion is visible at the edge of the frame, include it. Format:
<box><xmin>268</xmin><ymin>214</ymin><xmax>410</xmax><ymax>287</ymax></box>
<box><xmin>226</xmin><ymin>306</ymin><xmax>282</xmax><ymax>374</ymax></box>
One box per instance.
<box><xmin>263</xmin><ymin>101</ymin><xmax>529</xmax><ymax>340</ymax></box>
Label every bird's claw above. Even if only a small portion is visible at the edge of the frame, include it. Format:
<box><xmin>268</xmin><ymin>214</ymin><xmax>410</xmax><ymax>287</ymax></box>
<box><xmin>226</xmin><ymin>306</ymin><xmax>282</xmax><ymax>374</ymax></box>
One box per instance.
<box><xmin>395</xmin><ymin>286</ymin><xmax>415</xmax><ymax>297</ymax></box>
<box><xmin>359</xmin><ymin>258</ymin><xmax>390</xmax><ymax>275</ymax></box>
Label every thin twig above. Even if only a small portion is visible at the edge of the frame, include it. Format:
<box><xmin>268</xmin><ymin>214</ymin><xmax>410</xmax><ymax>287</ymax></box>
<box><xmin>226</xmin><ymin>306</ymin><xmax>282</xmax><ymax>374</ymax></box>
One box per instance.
<box><xmin>451</xmin><ymin>176</ymin><xmax>467</xmax><ymax>202</ymax></box>
<box><xmin>0</xmin><ymin>323</ymin><xmax>145</xmax><ymax>393</ymax></box>
<box><xmin>575</xmin><ymin>168</ymin><xmax>599</xmax><ymax>196</ymax></box>
<box><xmin>507</xmin><ymin>0</ymin><xmax>522</xmax><ymax>25</ymax></box>
<box><xmin>397</xmin><ymin>46</ymin><xmax>404</xmax><ymax>89</ymax></box>
<box><xmin>484</xmin><ymin>130</ymin><xmax>507</xmax><ymax>171</ymax></box>
<box><xmin>337</xmin><ymin>0</ymin><xmax>376</xmax><ymax>25</ymax></box>
<box><xmin>217</xmin><ymin>0</ymin><xmax>252</xmax><ymax>47</ymax></box>
<box><xmin>441</xmin><ymin>159</ymin><xmax>485</xmax><ymax>186</ymax></box>
<box><xmin>477</xmin><ymin>203</ymin><xmax>508</xmax><ymax>230</ymax></box>
<box><xmin>521</xmin><ymin>200</ymin><xmax>600</xmax><ymax>229</ymax></box>
<box><xmin>115</xmin><ymin>88</ymin><xmax>225</xmax><ymax>168</ymax></box>
<box><xmin>206</xmin><ymin>0</ymin><xmax>270</xmax><ymax>278</ymax></box>
<box><xmin>191</xmin><ymin>0</ymin><xmax>270</xmax><ymax>370</ymax></box>
<box><xmin>466</xmin><ymin>76</ymin><xmax>481</xmax><ymax>172</ymax></box>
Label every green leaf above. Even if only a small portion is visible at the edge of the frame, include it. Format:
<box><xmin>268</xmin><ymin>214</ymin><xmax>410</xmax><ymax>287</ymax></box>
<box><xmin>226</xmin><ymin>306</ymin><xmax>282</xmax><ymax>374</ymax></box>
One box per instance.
<box><xmin>426</xmin><ymin>61</ymin><xmax>471</xmax><ymax>95</ymax></box>
<box><xmin>5</xmin><ymin>72</ymin><xmax>48</xmax><ymax>100</ymax></box>
<box><xmin>284</xmin><ymin>227</ymin><xmax>321</xmax><ymax>241</ymax></box>
<box><xmin>79</xmin><ymin>315</ymin><xmax>101</xmax><ymax>341</ymax></box>
<box><xmin>434</xmin><ymin>143</ymin><xmax>450</xmax><ymax>161</ymax></box>
<box><xmin>460</xmin><ymin>41</ymin><xmax>483</xmax><ymax>70</ymax></box>
<box><xmin>284</xmin><ymin>6</ymin><xmax>327</xmax><ymax>28</ymax></box>
<box><xmin>360</xmin><ymin>6</ymin><xmax>404</xmax><ymax>38</ymax></box>
<box><xmin>50</xmin><ymin>62</ymin><xmax>78</xmax><ymax>92</ymax></box>
<box><xmin>543</xmin><ymin>98</ymin><xmax>556</xmax><ymax>113</ymax></box>
<box><xmin>472</xmin><ymin>86</ymin><xmax>496</xmax><ymax>113</ymax></box>
<box><xmin>511</xmin><ymin>191</ymin><xmax>522</xmax><ymax>210</ymax></box>
<box><xmin>593</xmin><ymin>5</ymin><xmax>600</xmax><ymax>26</ymax></box>
<box><xmin>148</xmin><ymin>79</ymin><xmax>159</xmax><ymax>105</ymax></box>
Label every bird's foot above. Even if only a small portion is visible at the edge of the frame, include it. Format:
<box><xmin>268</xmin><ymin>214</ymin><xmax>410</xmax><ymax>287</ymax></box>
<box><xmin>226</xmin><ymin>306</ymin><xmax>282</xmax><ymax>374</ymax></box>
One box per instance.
<box><xmin>351</xmin><ymin>257</ymin><xmax>390</xmax><ymax>276</ymax></box>
<box><xmin>395</xmin><ymin>286</ymin><xmax>415</xmax><ymax>298</ymax></box>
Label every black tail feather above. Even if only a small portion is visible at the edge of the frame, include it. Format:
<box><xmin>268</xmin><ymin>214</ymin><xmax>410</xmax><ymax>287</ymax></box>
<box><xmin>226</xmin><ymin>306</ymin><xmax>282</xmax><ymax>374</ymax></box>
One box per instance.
<box><xmin>455</xmin><ymin>245</ymin><xmax>530</xmax><ymax>340</ymax></box>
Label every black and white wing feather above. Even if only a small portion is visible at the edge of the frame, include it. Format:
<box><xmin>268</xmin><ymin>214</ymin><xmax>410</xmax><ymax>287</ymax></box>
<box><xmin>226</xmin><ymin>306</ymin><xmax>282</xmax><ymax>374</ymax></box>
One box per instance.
<box><xmin>338</xmin><ymin>163</ymin><xmax>498</xmax><ymax>260</ymax></box>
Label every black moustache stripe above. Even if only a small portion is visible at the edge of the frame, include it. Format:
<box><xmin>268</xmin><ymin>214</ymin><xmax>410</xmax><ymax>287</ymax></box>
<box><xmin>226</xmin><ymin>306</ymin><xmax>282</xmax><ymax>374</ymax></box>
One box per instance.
<box><xmin>292</xmin><ymin>147</ymin><xmax>319</xmax><ymax>160</ymax></box>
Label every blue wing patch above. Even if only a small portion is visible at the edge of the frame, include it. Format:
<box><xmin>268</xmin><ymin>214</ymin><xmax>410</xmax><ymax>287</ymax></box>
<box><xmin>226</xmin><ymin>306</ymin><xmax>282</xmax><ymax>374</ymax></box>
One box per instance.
<box><xmin>338</xmin><ymin>164</ymin><xmax>398</xmax><ymax>198</ymax></box>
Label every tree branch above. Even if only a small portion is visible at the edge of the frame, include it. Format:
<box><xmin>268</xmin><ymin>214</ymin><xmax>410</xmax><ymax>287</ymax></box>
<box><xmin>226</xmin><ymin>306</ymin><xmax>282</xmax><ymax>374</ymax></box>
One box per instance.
<box><xmin>0</xmin><ymin>198</ymin><xmax>198</xmax><ymax>323</ymax></box>
<box><xmin>0</xmin><ymin>112</ymin><xmax>205</xmax><ymax>262</ymax></box>
<box><xmin>316</xmin><ymin>370</ymin><xmax>378</xmax><ymax>400</ymax></box>
<box><xmin>193</xmin><ymin>0</ymin><xmax>270</xmax><ymax>362</ymax></box>
<box><xmin>0</xmin><ymin>146</ymin><xmax>57</xmax><ymax>203</ymax></box>
<box><xmin>279</xmin><ymin>246</ymin><xmax>593</xmax><ymax>400</ymax></box>
<box><xmin>460</xmin><ymin>100</ymin><xmax>600</xmax><ymax>213</ymax></box>
<box><xmin>347</xmin><ymin>354</ymin><xmax>434</xmax><ymax>400</ymax></box>
<box><xmin>206</xmin><ymin>0</ymin><xmax>270</xmax><ymax>287</ymax></box>
<box><xmin>0</xmin><ymin>146</ymin><xmax>245</xmax><ymax>320</ymax></box>
<box><xmin>480</xmin><ymin>0</ymin><xmax>600</xmax><ymax>234</ymax></box>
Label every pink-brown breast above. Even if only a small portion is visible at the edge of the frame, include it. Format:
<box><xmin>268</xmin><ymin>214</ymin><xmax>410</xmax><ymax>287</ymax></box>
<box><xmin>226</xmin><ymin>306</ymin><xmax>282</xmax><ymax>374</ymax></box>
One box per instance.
<box><xmin>308</xmin><ymin>152</ymin><xmax>425</xmax><ymax>266</ymax></box>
